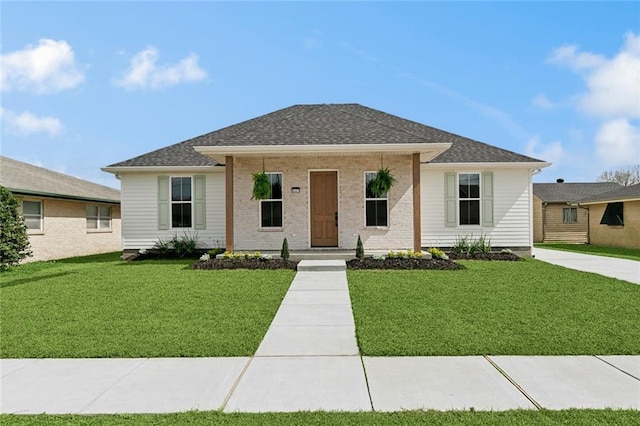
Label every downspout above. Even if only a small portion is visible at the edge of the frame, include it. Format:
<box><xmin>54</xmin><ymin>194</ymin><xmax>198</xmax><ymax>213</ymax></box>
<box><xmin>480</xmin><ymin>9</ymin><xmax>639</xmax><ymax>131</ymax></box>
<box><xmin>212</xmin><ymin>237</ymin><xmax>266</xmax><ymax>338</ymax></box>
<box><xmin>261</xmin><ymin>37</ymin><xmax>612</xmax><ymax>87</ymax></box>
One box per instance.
<box><xmin>530</xmin><ymin>168</ymin><xmax>542</xmax><ymax>250</ymax></box>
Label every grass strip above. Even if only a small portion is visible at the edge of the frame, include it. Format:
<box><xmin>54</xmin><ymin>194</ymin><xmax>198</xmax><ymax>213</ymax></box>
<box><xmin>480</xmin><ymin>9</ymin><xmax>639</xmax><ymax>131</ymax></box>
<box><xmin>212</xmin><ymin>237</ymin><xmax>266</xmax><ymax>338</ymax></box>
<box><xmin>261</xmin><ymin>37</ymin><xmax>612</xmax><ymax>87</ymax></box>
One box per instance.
<box><xmin>534</xmin><ymin>243</ymin><xmax>640</xmax><ymax>261</ymax></box>
<box><xmin>2</xmin><ymin>409</ymin><xmax>640</xmax><ymax>425</ymax></box>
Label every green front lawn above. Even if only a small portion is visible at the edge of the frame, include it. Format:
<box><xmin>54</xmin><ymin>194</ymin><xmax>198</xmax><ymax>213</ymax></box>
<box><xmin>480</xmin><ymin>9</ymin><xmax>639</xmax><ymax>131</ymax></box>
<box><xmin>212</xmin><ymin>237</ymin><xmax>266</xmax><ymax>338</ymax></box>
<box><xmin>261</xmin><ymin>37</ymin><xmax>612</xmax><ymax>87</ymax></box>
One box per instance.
<box><xmin>0</xmin><ymin>253</ymin><xmax>294</xmax><ymax>358</ymax></box>
<box><xmin>349</xmin><ymin>260</ymin><xmax>640</xmax><ymax>356</ymax></box>
<box><xmin>3</xmin><ymin>410</ymin><xmax>640</xmax><ymax>425</ymax></box>
<box><xmin>535</xmin><ymin>243</ymin><xmax>640</xmax><ymax>261</ymax></box>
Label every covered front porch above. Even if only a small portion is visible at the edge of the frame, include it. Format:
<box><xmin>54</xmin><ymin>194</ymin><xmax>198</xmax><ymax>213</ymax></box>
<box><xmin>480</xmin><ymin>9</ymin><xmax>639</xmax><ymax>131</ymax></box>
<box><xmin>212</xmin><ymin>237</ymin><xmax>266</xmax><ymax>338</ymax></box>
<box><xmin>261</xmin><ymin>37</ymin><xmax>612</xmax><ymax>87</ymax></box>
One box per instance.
<box><xmin>195</xmin><ymin>147</ymin><xmax>441</xmax><ymax>254</ymax></box>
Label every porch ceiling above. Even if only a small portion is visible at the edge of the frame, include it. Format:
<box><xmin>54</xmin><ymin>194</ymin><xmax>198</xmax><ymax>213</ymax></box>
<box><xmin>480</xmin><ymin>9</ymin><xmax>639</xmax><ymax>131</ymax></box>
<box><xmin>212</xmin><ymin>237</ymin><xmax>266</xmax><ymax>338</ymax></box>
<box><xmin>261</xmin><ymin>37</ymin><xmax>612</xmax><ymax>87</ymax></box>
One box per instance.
<box><xmin>193</xmin><ymin>143</ymin><xmax>451</xmax><ymax>164</ymax></box>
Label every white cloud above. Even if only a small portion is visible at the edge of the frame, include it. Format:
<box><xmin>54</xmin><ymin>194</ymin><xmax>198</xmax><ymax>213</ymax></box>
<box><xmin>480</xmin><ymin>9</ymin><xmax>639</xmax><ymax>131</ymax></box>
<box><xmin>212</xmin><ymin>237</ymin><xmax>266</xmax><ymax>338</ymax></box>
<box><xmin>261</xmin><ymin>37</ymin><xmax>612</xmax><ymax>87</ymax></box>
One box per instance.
<box><xmin>594</xmin><ymin>119</ymin><xmax>640</xmax><ymax>166</ymax></box>
<box><xmin>532</xmin><ymin>93</ymin><xmax>556</xmax><ymax>109</ymax></box>
<box><xmin>0</xmin><ymin>108</ymin><xmax>63</xmax><ymax>136</ymax></box>
<box><xmin>0</xmin><ymin>39</ymin><xmax>85</xmax><ymax>94</ymax></box>
<box><xmin>526</xmin><ymin>136</ymin><xmax>564</xmax><ymax>165</ymax></box>
<box><xmin>547</xmin><ymin>32</ymin><xmax>640</xmax><ymax>167</ymax></box>
<box><xmin>114</xmin><ymin>47</ymin><xmax>208</xmax><ymax>90</ymax></box>
<box><xmin>546</xmin><ymin>44</ymin><xmax>605</xmax><ymax>71</ymax></box>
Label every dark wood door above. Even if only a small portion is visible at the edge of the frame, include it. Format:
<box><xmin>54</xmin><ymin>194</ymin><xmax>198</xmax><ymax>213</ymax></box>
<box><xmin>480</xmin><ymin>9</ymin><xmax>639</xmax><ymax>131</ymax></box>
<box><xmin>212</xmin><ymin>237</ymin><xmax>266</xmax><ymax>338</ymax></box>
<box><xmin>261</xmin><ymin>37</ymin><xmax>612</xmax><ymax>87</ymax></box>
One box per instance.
<box><xmin>310</xmin><ymin>171</ymin><xmax>338</xmax><ymax>247</ymax></box>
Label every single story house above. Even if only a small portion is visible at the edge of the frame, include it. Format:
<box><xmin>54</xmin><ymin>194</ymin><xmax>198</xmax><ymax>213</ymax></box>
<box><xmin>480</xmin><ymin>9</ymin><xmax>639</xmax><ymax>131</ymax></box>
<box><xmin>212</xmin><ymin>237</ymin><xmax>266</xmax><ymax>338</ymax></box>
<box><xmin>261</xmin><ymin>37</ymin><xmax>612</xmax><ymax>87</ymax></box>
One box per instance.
<box><xmin>103</xmin><ymin>104</ymin><xmax>549</xmax><ymax>256</ymax></box>
<box><xmin>0</xmin><ymin>156</ymin><xmax>121</xmax><ymax>262</ymax></box>
<box><xmin>533</xmin><ymin>180</ymin><xmax>621</xmax><ymax>243</ymax></box>
<box><xmin>577</xmin><ymin>183</ymin><xmax>640</xmax><ymax>249</ymax></box>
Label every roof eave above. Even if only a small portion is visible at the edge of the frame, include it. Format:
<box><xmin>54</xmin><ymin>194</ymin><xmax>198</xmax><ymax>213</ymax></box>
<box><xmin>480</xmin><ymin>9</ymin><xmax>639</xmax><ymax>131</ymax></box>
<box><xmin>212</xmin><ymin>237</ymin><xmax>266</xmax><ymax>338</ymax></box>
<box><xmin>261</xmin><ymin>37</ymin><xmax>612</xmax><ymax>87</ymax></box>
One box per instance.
<box><xmin>423</xmin><ymin>161</ymin><xmax>551</xmax><ymax>169</ymax></box>
<box><xmin>102</xmin><ymin>165</ymin><xmax>225</xmax><ymax>174</ymax></box>
<box><xmin>578</xmin><ymin>196</ymin><xmax>640</xmax><ymax>205</ymax></box>
<box><xmin>193</xmin><ymin>143</ymin><xmax>452</xmax><ymax>164</ymax></box>
<box><xmin>9</xmin><ymin>188</ymin><xmax>120</xmax><ymax>204</ymax></box>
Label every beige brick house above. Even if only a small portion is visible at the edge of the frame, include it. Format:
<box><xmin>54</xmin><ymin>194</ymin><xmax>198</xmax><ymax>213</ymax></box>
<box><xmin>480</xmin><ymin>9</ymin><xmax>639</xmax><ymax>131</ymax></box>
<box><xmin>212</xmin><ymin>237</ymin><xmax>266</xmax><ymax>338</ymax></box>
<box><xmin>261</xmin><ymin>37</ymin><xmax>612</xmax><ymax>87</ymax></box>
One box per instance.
<box><xmin>577</xmin><ymin>183</ymin><xmax>640</xmax><ymax>249</ymax></box>
<box><xmin>103</xmin><ymin>104</ymin><xmax>549</xmax><ymax>255</ymax></box>
<box><xmin>533</xmin><ymin>180</ymin><xmax>621</xmax><ymax>243</ymax></box>
<box><xmin>0</xmin><ymin>156</ymin><xmax>121</xmax><ymax>262</ymax></box>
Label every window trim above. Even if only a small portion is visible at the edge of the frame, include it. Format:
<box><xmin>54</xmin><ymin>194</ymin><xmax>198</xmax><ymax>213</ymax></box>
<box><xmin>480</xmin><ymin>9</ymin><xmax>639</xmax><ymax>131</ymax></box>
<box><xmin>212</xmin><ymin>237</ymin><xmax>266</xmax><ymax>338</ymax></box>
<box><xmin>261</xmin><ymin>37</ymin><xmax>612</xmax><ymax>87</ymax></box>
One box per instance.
<box><xmin>458</xmin><ymin>172</ymin><xmax>481</xmax><ymax>226</ymax></box>
<box><xmin>170</xmin><ymin>175</ymin><xmax>194</xmax><ymax>229</ymax></box>
<box><xmin>600</xmin><ymin>202</ymin><xmax>624</xmax><ymax>226</ymax></box>
<box><xmin>259</xmin><ymin>172</ymin><xmax>284</xmax><ymax>229</ymax></box>
<box><xmin>562</xmin><ymin>207</ymin><xmax>578</xmax><ymax>223</ymax></box>
<box><xmin>364</xmin><ymin>171</ymin><xmax>390</xmax><ymax>228</ymax></box>
<box><xmin>86</xmin><ymin>204</ymin><xmax>112</xmax><ymax>232</ymax></box>
<box><xmin>22</xmin><ymin>199</ymin><xmax>43</xmax><ymax>234</ymax></box>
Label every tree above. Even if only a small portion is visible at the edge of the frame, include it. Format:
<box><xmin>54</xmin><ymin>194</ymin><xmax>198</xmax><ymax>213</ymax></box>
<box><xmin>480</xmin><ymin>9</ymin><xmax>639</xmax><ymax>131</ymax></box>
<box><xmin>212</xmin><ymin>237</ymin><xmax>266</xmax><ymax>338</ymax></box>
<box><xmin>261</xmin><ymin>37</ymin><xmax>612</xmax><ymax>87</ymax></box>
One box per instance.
<box><xmin>597</xmin><ymin>165</ymin><xmax>640</xmax><ymax>186</ymax></box>
<box><xmin>0</xmin><ymin>185</ymin><xmax>32</xmax><ymax>271</ymax></box>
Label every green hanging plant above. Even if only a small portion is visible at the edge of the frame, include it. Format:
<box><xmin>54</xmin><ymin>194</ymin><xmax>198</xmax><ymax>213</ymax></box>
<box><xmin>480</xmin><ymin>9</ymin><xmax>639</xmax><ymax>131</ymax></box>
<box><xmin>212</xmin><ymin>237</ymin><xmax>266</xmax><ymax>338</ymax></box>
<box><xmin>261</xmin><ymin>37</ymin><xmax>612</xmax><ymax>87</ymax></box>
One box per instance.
<box><xmin>252</xmin><ymin>171</ymin><xmax>272</xmax><ymax>200</ymax></box>
<box><xmin>370</xmin><ymin>167</ymin><xmax>397</xmax><ymax>196</ymax></box>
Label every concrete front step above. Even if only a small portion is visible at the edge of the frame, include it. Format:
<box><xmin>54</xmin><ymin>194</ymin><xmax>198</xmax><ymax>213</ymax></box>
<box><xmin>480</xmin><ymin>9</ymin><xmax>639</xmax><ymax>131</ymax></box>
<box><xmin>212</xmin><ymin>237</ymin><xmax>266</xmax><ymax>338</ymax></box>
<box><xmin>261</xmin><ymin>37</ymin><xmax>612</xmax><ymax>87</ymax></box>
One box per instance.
<box><xmin>297</xmin><ymin>260</ymin><xmax>346</xmax><ymax>271</ymax></box>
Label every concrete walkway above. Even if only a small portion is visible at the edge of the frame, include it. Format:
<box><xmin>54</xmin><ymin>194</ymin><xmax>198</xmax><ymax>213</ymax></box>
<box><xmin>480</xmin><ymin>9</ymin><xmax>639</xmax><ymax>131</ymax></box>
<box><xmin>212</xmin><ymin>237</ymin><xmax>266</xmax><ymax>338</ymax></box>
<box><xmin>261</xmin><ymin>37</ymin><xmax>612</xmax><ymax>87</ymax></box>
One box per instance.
<box><xmin>2</xmin><ymin>260</ymin><xmax>639</xmax><ymax>414</ymax></box>
<box><xmin>533</xmin><ymin>247</ymin><xmax>640</xmax><ymax>284</ymax></box>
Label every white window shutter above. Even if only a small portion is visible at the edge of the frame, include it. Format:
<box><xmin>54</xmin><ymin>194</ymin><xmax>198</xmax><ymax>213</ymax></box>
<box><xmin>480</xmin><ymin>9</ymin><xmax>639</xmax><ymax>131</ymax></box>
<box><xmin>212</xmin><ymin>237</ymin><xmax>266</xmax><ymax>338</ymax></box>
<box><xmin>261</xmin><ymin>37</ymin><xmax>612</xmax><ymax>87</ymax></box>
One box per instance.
<box><xmin>194</xmin><ymin>175</ymin><xmax>206</xmax><ymax>230</ymax></box>
<box><xmin>158</xmin><ymin>176</ymin><xmax>170</xmax><ymax>230</ymax></box>
<box><xmin>444</xmin><ymin>172</ymin><xmax>457</xmax><ymax>227</ymax></box>
<box><xmin>482</xmin><ymin>172</ymin><xmax>494</xmax><ymax>227</ymax></box>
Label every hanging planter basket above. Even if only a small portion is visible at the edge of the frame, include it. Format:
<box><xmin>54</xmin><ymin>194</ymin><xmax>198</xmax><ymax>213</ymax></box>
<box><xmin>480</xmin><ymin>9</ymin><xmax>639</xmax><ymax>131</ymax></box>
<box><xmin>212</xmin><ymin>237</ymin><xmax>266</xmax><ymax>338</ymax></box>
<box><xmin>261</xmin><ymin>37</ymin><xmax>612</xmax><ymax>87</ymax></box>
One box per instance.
<box><xmin>370</xmin><ymin>167</ymin><xmax>397</xmax><ymax>196</ymax></box>
<box><xmin>252</xmin><ymin>171</ymin><xmax>272</xmax><ymax>200</ymax></box>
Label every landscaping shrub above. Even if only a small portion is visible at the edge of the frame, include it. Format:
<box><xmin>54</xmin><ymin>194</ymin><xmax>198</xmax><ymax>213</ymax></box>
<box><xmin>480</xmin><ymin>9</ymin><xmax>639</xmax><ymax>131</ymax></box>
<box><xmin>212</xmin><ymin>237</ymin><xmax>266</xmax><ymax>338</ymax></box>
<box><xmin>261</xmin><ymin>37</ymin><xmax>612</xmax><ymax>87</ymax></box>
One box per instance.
<box><xmin>0</xmin><ymin>186</ymin><xmax>31</xmax><ymax>270</ymax></box>
<box><xmin>356</xmin><ymin>235</ymin><xmax>364</xmax><ymax>259</ymax></box>
<box><xmin>280</xmin><ymin>237</ymin><xmax>290</xmax><ymax>260</ymax></box>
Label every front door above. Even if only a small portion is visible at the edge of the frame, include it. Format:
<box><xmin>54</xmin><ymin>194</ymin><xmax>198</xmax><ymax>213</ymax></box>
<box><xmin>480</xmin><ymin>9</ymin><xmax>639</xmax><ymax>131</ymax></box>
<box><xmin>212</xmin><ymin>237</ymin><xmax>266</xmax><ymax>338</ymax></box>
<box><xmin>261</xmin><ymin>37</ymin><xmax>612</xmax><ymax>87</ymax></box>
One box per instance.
<box><xmin>310</xmin><ymin>171</ymin><xmax>338</xmax><ymax>247</ymax></box>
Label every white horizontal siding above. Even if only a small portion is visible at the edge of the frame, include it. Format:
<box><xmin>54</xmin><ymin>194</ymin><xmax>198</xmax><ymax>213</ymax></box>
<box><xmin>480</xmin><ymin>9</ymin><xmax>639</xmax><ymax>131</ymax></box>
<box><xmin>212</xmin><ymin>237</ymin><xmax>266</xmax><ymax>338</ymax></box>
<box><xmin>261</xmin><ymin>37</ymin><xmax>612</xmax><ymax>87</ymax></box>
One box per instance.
<box><xmin>120</xmin><ymin>173</ymin><xmax>225</xmax><ymax>250</ymax></box>
<box><xmin>421</xmin><ymin>167</ymin><xmax>532</xmax><ymax>248</ymax></box>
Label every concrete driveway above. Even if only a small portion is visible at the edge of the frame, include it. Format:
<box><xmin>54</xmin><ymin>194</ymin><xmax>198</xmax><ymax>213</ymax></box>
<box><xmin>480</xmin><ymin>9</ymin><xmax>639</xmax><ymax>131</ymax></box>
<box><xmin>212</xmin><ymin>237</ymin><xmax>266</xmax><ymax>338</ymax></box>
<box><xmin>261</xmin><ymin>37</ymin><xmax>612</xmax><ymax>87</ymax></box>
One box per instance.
<box><xmin>533</xmin><ymin>247</ymin><xmax>640</xmax><ymax>284</ymax></box>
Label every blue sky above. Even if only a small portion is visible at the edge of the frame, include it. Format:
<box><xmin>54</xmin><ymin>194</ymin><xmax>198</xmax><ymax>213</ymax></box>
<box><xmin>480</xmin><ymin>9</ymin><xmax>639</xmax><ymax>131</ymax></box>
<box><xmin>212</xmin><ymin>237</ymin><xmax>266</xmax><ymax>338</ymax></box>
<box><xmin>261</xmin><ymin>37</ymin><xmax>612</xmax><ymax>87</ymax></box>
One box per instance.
<box><xmin>2</xmin><ymin>1</ymin><xmax>639</xmax><ymax>189</ymax></box>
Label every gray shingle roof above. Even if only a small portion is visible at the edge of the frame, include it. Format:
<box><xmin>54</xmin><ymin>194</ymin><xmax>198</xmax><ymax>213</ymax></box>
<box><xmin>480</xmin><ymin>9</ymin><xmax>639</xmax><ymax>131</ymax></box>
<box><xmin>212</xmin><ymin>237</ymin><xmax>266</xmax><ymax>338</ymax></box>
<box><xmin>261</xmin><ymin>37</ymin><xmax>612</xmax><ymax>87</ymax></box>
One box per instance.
<box><xmin>107</xmin><ymin>103</ymin><xmax>545</xmax><ymax>168</ymax></box>
<box><xmin>578</xmin><ymin>183</ymin><xmax>640</xmax><ymax>203</ymax></box>
<box><xmin>533</xmin><ymin>182</ymin><xmax>622</xmax><ymax>203</ymax></box>
<box><xmin>0</xmin><ymin>156</ymin><xmax>120</xmax><ymax>203</ymax></box>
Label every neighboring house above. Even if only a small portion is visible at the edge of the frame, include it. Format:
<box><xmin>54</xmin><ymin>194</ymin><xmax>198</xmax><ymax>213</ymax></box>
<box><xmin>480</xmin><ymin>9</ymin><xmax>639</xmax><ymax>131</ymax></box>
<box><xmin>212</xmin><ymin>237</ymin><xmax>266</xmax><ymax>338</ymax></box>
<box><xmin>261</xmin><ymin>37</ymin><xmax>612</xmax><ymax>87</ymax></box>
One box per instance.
<box><xmin>103</xmin><ymin>103</ymin><xmax>549</xmax><ymax>256</ymax></box>
<box><xmin>533</xmin><ymin>180</ymin><xmax>622</xmax><ymax>243</ymax></box>
<box><xmin>577</xmin><ymin>183</ymin><xmax>640</xmax><ymax>249</ymax></box>
<box><xmin>0</xmin><ymin>156</ymin><xmax>121</xmax><ymax>262</ymax></box>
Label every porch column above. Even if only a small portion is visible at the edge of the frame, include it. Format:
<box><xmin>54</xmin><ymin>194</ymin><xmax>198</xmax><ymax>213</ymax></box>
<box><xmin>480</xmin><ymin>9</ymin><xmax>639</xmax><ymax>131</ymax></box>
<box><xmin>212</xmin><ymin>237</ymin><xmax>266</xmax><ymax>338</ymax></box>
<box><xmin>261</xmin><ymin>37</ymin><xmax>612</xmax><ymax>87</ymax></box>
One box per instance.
<box><xmin>413</xmin><ymin>153</ymin><xmax>421</xmax><ymax>252</ymax></box>
<box><xmin>225</xmin><ymin>156</ymin><xmax>234</xmax><ymax>253</ymax></box>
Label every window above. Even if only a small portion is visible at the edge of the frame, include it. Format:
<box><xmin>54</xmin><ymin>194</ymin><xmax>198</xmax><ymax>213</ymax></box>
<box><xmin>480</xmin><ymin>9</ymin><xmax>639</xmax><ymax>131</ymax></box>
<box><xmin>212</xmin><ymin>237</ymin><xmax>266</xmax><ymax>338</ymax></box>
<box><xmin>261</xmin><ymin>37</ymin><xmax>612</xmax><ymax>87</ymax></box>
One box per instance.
<box><xmin>260</xmin><ymin>173</ymin><xmax>283</xmax><ymax>227</ymax></box>
<box><xmin>87</xmin><ymin>206</ymin><xmax>112</xmax><ymax>230</ymax></box>
<box><xmin>459</xmin><ymin>173</ymin><xmax>480</xmax><ymax>225</ymax></box>
<box><xmin>365</xmin><ymin>172</ymin><xmax>388</xmax><ymax>227</ymax></box>
<box><xmin>23</xmin><ymin>200</ymin><xmax>42</xmax><ymax>231</ymax></box>
<box><xmin>600</xmin><ymin>202</ymin><xmax>624</xmax><ymax>226</ymax></box>
<box><xmin>563</xmin><ymin>207</ymin><xmax>578</xmax><ymax>223</ymax></box>
<box><xmin>171</xmin><ymin>177</ymin><xmax>192</xmax><ymax>228</ymax></box>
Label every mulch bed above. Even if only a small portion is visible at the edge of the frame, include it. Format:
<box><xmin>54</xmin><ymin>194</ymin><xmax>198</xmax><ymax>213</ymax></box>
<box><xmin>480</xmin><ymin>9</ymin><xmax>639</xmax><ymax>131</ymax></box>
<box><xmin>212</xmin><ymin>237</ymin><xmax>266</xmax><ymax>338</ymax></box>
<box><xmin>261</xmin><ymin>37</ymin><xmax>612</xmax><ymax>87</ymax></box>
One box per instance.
<box><xmin>347</xmin><ymin>258</ymin><xmax>465</xmax><ymax>270</ymax></box>
<box><xmin>192</xmin><ymin>258</ymin><xmax>299</xmax><ymax>270</ymax></box>
<box><xmin>446</xmin><ymin>252</ymin><xmax>522</xmax><ymax>261</ymax></box>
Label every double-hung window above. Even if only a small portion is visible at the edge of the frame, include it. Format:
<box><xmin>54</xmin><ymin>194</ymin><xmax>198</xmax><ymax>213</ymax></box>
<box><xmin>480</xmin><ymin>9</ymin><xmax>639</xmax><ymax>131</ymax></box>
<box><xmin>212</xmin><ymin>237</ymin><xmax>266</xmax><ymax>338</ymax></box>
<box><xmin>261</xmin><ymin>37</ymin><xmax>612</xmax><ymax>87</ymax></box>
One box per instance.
<box><xmin>260</xmin><ymin>173</ymin><xmax>283</xmax><ymax>227</ymax></box>
<box><xmin>458</xmin><ymin>173</ymin><xmax>480</xmax><ymax>225</ymax></box>
<box><xmin>86</xmin><ymin>205</ymin><xmax>112</xmax><ymax>230</ymax></box>
<box><xmin>23</xmin><ymin>200</ymin><xmax>42</xmax><ymax>232</ymax></box>
<box><xmin>563</xmin><ymin>207</ymin><xmax>578</xmax><ymax>223</ymax></box>
<box><xmin>365</xmin><ymin>172</ymin><xmax>389</xmax><ymax>227</ymax></box>
<box><xmin>171</xmin><ymin>177</ymin><xmax>192</xmax><ymax>228</ymax></box>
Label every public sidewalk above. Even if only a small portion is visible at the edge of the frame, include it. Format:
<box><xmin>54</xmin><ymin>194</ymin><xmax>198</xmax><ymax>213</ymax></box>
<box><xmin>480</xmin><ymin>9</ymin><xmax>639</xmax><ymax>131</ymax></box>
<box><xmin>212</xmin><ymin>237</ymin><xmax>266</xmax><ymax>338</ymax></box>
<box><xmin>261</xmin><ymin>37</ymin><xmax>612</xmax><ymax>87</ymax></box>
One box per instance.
<box><xmin>533</xmin><ymin>247</ymin><xmax>640</xmax><ymax>284</ymax></box>
<box><xmin>2</xmin><ymin>260</ymin><xmax>639</xmax><ymax>414</ymax></box>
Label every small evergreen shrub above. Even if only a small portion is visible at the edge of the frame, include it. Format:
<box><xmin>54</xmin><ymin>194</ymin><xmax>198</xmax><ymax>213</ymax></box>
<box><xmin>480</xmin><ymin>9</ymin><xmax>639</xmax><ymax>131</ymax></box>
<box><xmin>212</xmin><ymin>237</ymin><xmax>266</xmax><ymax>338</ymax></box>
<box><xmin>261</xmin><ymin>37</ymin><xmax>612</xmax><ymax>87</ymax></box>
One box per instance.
<box><xmin>356</xmin><ymin>235</ymin><xmax>364</xmax><ymax>259</ymax></box>
<box><xmin>0</xmin><ymin>185</ymin><xmax>32</xmax><ymax>270</ymax></box>
<box><xmin>281</xmin><ymin>237</ymin><xmax>290</xmax><ymax>260</ymax></box>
